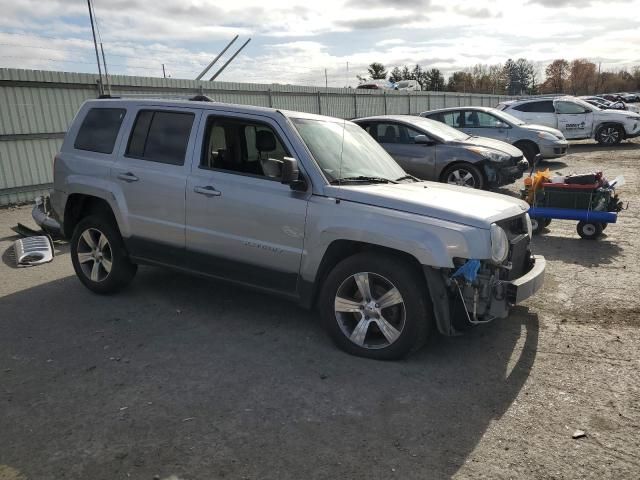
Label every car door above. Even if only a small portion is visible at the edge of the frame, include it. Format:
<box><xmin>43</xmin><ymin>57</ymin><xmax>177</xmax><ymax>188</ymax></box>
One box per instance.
<box><xmin>512</xmin><ymin>101</ymin><xmax>556</xmax><ymax>128</ymax></box>
<box><xmin>369</xmin><ymin>121</ymin><xmax>438</xmax><ymax>180</ymax></box>
<box><xmin>554</xmin><ymin>99</ymin><xmax>593</xmax><ymax>139</ymax></box>
<box><xmin>112</xmin><ymin>106</ymin><xmax>201</xmax><ymax>263</ymax></box>
<box><xmin>185</xmin><ymin>111</ymin><xmax>310</xmax><ymax>295</ymax></box>
<box><xmin>458</xmin><ymin>110</ymin><xmax>510</xmax><ymax>142</ymax></box>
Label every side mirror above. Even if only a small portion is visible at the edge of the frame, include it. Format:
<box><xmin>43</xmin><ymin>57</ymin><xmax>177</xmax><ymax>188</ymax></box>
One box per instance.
<box><xmin>280</xmin><ymin>156</ymin><xmax>306</xmax><ymax>190</ymax></box>
<box><xmin>495</xmin><ymin>121</ymin><xmax>508</xmax><ymax>129</ymax></box>
<box><xmin>414</xmin><ymin>134</ymin><xmax>434</xmax><ymax>145</ymax></box>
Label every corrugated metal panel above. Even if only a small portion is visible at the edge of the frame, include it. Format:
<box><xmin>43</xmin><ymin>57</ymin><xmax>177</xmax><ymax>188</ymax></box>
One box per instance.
<box><xmin>0</xmin><ymin>67</ymin><xmax>518</xmax><ymax>205</ymax></box>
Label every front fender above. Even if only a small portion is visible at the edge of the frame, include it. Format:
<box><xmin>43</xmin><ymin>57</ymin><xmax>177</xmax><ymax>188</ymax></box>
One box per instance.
<box><xmin>300</xmin><ymin>195</ymin><xmax>490</xmax><ymax>283</ymax></box>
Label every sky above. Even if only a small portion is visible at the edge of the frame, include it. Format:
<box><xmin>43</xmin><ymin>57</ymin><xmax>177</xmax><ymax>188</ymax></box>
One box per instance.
<box><xmin>0</xmin><ymin>0</ymin><xmax>639</xmax><ymax>87</ymax></box>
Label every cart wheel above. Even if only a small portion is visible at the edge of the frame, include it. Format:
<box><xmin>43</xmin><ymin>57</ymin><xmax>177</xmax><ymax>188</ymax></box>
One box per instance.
<box><xmin>577</xmin><ymin>221</ymin><xmax>603</xmax><ymax>240</ymax></box>
<box><xmin>544</xmin><ymin>218</ymin><xmax>552</xmax><ymax>227</ymax></box>
<box><xmin>531</xmin><ymin>218</ymin><xmax>546</xmax><ymax>235</ymax></box>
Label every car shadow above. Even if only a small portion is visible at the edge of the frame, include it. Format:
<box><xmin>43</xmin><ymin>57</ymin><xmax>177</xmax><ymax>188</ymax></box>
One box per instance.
<box><xmin>568</xmin><ymin>142</ymin><xmax>640</xmax><ymax>153</ymax></box>
<box><xmin>532</xmin><ymin>232</ymin><xmax>622</xmax><ymax>266</ymax></box>
<box><xmin>0</xmin><ymin>268</ymin><xmax>538</xmax><ymax>479</ymax></box>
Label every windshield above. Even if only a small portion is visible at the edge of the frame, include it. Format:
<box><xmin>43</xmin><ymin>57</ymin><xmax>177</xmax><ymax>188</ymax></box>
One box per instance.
<box><xmin>291</xmin><ymin>118</ymin><xmax>406</xmax><ymax>182</ymax></box>
<box><xmin>491</xmin><ymin>109</ymin><xmax>525</xmax><ymax>126</ymax></box>
<box><xmin>402</xmin><ymin>116</ymin><xmax>469</xmax><ymax>141</ymax></box>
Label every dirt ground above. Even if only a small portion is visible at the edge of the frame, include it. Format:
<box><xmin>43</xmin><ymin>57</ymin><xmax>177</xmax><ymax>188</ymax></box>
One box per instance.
<box><xmin>1</xmin><ymin>140</ymin><xmax>639</xmax><ymax>480</ymax></box>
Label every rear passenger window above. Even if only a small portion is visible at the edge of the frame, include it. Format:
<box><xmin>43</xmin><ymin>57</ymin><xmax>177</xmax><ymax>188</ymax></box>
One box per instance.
<box><xmin>74</xmin><ymin>108</ymin><xmax>126</xmax><ymax>154</ymax></box>
<box><xmin>514</xmin><ymin>101</ymin><xmax>555</xmax><ymax>113</ymax></box>
<box><xmin>126</xmin><ymin>110</ymin><xmax>194</xmax><ymax>165</ymax></box>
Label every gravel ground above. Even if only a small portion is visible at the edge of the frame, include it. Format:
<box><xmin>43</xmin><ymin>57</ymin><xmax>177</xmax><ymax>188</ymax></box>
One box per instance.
<box><xmin>1</xmin><ymin>140</ymin><xmax>639</xmax><ymax>480</ymax></box>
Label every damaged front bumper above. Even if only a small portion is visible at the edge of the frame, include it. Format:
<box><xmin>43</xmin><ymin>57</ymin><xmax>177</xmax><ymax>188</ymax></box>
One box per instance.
<box><xmin>424</xmin><ymin>255</ymin><xmax>546</xmax><ymax>336</ymax></box>
<box><xmin>485</xmin><ymin>158</ymin><xmax>529</xmax><ymax>187</ymax></box>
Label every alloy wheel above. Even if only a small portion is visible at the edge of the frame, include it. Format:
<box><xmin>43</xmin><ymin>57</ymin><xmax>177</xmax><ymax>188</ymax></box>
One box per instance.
<box><xmin>76</xmin><ymin>228</ymin><xmax>113</xmax><ymax>282</ymax></box>
<box><xmin>334</xmin><ymin>272</ymin><xmax>406</xmax><ymax>349</ymax></box>
<box><xmin>446</xmin><ymin>168</ymin><xmax>477</xmax><ymax>187</ymax></box>
<box><xmin>600</xmin><ymin>127</ymin><xmax>620</xmax><ymax>144</ymax></box>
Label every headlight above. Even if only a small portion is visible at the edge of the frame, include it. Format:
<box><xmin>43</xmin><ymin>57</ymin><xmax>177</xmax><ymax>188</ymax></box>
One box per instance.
<box><xmin>466</xmin><ymin>146</ymin><xmax>510</xmax><ymax>162</ymax></box>
<box><xmin>490</xmin><ymin>223</ymin><xmax>509</xmax><ymax>264</ymax></box>
<box><xmin>537</xmin><ymin>131</ymin><xmax>559</xmax><ymax>141</ymax></box>
<box><xmin>525</xmin><ymin>213</ymin><xmax>533</xmax><ymax>238</ymax></box>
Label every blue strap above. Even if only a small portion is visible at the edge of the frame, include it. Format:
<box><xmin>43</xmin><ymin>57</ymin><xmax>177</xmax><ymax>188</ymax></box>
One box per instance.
<box><xmin>451</xmin><ymin>259</ymin><xmax>481</xmax><ymax>283</ymax></box>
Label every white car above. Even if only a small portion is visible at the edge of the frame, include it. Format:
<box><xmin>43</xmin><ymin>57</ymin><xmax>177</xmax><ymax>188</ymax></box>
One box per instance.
<box><xmin>393</xmin><ymin>80</ymin><xmax>421</xmax><ymax>91</ymax></box>
<box><xmin>497</xmin><ymin>95</ymin><xmax>640</xmax><ymax>145</ymax></box>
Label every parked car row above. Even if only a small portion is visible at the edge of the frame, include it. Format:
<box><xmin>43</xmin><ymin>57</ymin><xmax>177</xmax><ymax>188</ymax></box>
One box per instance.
<box><xmin>34</xmin><ymin>97</ymin><xmax>545</xmax><ymax>360</ymax></box>
<box><xmin>496</xmin><ymin>95</ymin><xmax>640</xmax><ymax>145</ymax></box>
<box><xmin>579</xmin><ymin>96</ymin><xmax>640</xmax><ymax>114</ymax></box>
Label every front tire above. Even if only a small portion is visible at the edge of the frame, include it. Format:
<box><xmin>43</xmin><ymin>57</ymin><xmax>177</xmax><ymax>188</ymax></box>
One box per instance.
<box><xmin>596</xmin><ymin>124</ymin><xmax>623</xmax><ymax>145</ymax></box>
<box><xmin>71</xmin><ymin>215</ymin><xmax>137</xmax><ymax>294</ymax></box>
<box><xmin>318</xmin><ymin>253</ymin><xmax>432</xmax><ymax>360</ymax></box>
<box><xmin>441</xmin><ymin>163</ymin><xmax>485</xmax><ymax>189</ymax></box>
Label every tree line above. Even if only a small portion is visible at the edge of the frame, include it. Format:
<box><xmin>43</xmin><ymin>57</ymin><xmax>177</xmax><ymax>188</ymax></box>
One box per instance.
<box><xmin>362</xmin><ymin>59</ymin><xmax>640</xmax><ymax>95</ymax></box>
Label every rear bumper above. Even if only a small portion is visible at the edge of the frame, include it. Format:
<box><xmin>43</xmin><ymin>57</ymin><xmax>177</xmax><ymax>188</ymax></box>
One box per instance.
<box><xmin>32</xmin><ymin>196</ymin><xmax>62</xmax><ymax>236</ymax></box>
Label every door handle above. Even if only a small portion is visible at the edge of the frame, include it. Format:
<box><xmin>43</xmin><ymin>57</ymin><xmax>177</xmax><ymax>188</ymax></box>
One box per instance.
<box><xmin>117</xmin><ymin>172</ymin><xmax>139</xmax><ymax>183</ymax></box>
<box><xmin>194</xmin><ymin>185</ymin><xmax>222</xmax><ymax>197</ymax></box>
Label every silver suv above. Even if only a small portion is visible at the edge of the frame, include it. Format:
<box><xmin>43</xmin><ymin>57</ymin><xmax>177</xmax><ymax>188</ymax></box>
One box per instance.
<box><xmin>37</xmin><ymin>98</ymin><xmax>545</xmax><ymax>360</ymax></box>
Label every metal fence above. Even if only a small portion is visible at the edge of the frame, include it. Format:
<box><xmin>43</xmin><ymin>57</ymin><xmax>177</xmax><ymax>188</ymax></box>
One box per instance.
<box><xmin>0</xmin><ymin>67</ymin><xmax>517</xmax><ymax>205</ymax></box>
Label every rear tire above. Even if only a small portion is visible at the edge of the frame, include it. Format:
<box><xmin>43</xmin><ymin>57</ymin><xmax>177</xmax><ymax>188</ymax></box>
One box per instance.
<box><xmin>71</xmin><ymin>215</ymin><xmax>137</xmax><ymax>294</ymax></box>
<box><xmin>318</xmin><ymin>252</ymin><xmax>432</xmax><ymax>360</ymax></box>
<box><xmin>596</xmin><ymin>124</ymin><xmax>623</xmax><ymax>145</ymax></box>
<box><xmin>576</xmin><ymin>221</ymin><xmax>603</xmax><ymax>240</ymax></box>
<box><xmin>441</xmin><ymin>163</ymin><xmax>485</xmax><ymax>189</ymax></box>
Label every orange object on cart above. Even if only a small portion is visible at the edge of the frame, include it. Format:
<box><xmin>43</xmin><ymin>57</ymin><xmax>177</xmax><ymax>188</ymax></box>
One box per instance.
<box><xmin>524</xmin><ymin>168</ymin><xmax>551</xmax><ymax>204</ymax></box>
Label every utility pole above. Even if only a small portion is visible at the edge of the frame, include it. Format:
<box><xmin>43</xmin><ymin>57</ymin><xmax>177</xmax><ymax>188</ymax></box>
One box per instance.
<box><xmin>325</xmin><ymin>68</ymin><xmax>328</xmax><ymax>89</ymax></box>
<box><xmin>99</xmin><ymin>42</ymin><xmax>112</xmax><ymax>96</ymax></box>
<box><xmin>162</xmin><ymin>64</ymin><xmax>166</xmax><ymax>78</ymax></box>
<box><xmin>87</xmin><ymin>0</ymin><xmax>104</xmax><ymax>95</ymax></box>
<box><xmin>346</xmin><ymin>61</ymin><xmax>349</xmax><ymax>88</ymax></box>
<box><xmin>196</xmin><ymin>35</ymin><xmax>239</xmax><ymax>81</ymax></box>
<box><xmin>209</xmin><ymin>38</ymin><xmax>251</xmax><ymax>81</ymax></box>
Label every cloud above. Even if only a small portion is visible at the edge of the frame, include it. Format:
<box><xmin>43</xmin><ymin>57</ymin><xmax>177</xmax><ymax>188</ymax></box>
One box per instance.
<box><xmin>453</xmin><ymin>6</ymin><xmax>502</xmax><ymax>18</ymax></box>
<box><xmin>347</xmin><ymin>0</ymin><xmax>432</xmax><ymax>7</ymax></box>
<box><xmin>376</xmin><ymin>38</ymin><xmax>404</xmax><ymax>47</ymax></box>
<box><xmin>527</xmin><ymin>0</ymin><xmax>592</xmax><ymax>7</ymax></box>
<box><xmin>337</xmin><ymin>14</ymin><xmax>428</xmax><ymax>30</ymax></box>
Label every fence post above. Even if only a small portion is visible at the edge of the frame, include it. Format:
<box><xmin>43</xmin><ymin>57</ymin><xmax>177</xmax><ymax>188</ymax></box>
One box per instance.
<box><xmin>458</xmin><ymin>94</ymin><xmax>461</xmax><ymax>107</ymax></box>
<box><xmin>353</xmin><ymin>92</ymin><xmax>358</xmax><ymax>118</ymax></box>
<box><xmin>317</xmin><ymin>90</ymin><xmax>322</xmax><ymax>115</ymax></box>
<box><xmin>443</xmin><ymin>93</ymin><xmax>446</xmax><ymax>107</ymax></box>
<box><xmin>407</xmin><ymin>91</ymin><xmax>411</xmax><ymax>114</ymax></box>
<box><xmin>427</xmin><ymin>92</ymin><xmax>431</xmax><ymax>111</ymax></box>
<box><xmin>383</xmin><ymin>91</ymin><xmax>387</xmax><ymax>115</ymax></box>
<box><xmin>268</xmin><ymin>88</ymin><xmax>273</xmax><ymax>108</ymax></box>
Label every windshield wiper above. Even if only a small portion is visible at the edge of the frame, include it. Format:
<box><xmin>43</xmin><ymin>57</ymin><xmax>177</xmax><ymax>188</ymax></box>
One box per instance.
<box><xmin>395</xmin><ymin>174</ymin><xmax>420</xmax><ymax>182</ymax></box>
<box><xmin>330</xmin><ymin>176</ymin><xmax>398</xmax><ymax>185</ymax></box>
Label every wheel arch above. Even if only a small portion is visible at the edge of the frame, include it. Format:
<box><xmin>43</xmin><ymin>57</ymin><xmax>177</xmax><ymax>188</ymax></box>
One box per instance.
<box><xmin>594</xmin><ymin>121</ymin><xmax>626</xmax><ymax>139</ymax></box>
<box><xmin>439</xmin><ymin>160</ymin><xmax>488</xmax><ymax>186</ymax></box>
<box><xmin>300</xmin><ymin>240</ymin><xmax>428</xmax><ymax>310</ymax></box>
<box><xmin>63</xmin><ymin>194</ymin><xmax>119</xmax><ymax>239</ymax></box>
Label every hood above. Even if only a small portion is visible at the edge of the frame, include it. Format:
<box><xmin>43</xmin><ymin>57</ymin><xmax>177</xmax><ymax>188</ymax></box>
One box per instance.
<box><xmin>520</xmin><ymin>123</ymin><xmax>565</xmax><ymax>138</ymax></box>
<box><xmin>455</xmin><ymin>135</ymin><xmax>523</xmax><ymax>157</ymax></box>
<box><xmin>325</xmin><ymin>181</ymin><xmax>529</xmax><ymax>228</ymax></box>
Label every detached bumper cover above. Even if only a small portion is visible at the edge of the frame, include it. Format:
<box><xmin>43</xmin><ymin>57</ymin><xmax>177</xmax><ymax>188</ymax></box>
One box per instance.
<box><xmin>506</xmin><ymin>255</ymin><xmax>546</xmax><ymax>304</ymax></box>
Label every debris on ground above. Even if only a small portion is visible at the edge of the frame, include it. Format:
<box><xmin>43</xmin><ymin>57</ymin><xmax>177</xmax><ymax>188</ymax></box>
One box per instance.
<box><xmin>572</xmin><ymin>430</ymin><xmax>587</xmax><ymax>439</ymax></box>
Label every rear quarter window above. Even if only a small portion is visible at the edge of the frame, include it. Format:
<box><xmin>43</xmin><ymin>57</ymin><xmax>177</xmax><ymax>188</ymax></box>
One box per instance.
<box><xmin>74</xmin><ymin>108</ymin><xmax>126</xmax><ymax>154</ymax></box>
<box><xmin>514</xmin><ymin>101</ymin><xmax>555</xmax><ymax>113</ymax></box>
